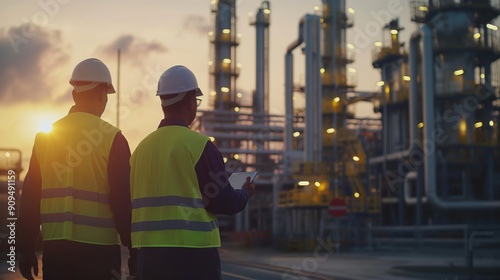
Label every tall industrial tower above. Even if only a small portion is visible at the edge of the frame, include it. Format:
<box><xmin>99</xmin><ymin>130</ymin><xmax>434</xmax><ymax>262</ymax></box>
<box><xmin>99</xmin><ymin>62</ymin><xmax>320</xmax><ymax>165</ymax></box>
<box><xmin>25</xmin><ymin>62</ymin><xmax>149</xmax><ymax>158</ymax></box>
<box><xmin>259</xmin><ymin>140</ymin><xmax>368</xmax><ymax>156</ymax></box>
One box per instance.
<box><xmin>371</xmin><ymin>0</ymin><xmax>500</xmax><ymax>227</ymax></box>
<box><xmin>196</xmin><ymin>1</ymin><xmax>284</xmax><ymax>235</ymax></box>
<box><xmin>209</xmin><ymin>0</ymin><xmax>240</xmax><ymax>112</ymax></box>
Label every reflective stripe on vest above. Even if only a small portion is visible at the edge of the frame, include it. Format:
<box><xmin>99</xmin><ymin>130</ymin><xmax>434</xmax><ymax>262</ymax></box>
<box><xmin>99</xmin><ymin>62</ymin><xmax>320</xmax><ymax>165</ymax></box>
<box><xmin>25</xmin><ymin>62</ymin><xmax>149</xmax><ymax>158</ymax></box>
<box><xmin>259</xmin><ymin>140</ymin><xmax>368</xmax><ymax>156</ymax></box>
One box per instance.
<box><xmin>132</xmin><ymin>219</ymin><xmax>218</xmax><ymax>232</ymax></box>
<box><xmin>132</xmin><ymin>196</ymin><xmax>203</xmax><ymax>209</ymax></box>
<box><xmin>41</xmin><ymin>212</ymin><xmax>115</xmax><ymax>228</ymax></box>
<box><xmin>35</xmin><ymin>113</ymin><xmax>120</xmax><ymax>245</ymax></box>
<box><xmin>42</xmin><ymin>187</ymin><xmax>109</xmax><ymax>203</ymax></box>
<box><xmin>131</xmin><ymin>126</ymin><xmax>221</xmax><ymax>248</ymax></box>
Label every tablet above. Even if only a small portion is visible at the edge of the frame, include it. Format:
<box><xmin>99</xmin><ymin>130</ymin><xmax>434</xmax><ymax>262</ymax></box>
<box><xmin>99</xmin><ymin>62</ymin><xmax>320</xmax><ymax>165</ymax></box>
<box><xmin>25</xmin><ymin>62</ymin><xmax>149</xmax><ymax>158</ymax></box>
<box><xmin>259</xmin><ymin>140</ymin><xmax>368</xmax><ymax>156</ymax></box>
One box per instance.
<box><xmin>228</xmin><ymin>171</ymin><xmax>258</xmax><ymax>189</ymax></box>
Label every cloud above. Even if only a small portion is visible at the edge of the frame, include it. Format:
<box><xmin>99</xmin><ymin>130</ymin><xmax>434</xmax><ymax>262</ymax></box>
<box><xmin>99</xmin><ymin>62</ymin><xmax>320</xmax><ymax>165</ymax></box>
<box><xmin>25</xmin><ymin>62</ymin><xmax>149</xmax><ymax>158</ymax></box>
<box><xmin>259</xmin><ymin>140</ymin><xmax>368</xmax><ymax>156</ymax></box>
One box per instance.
<box><xmin>97</xmin><ymin>34</ymin><xmax>167</xmax><ymax>66</ymax></box>
<box><xmin>182</xmin><ymin>15</ymin><xmax>211</xmax><ymax>37</ymax></box>
<box><xmin>0</xmin><ymin>24</ymin><xmax>70</xmax><ymax>104</ymax></box>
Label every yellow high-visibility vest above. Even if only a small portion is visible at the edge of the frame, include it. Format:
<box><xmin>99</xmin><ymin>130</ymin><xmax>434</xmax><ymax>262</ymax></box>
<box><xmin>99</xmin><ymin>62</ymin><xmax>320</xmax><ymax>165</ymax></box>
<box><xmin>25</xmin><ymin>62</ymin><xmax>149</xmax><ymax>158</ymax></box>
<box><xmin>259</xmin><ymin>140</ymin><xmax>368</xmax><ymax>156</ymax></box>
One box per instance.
<box><xmin>34</xmin><ymin>112</ymin><xmax>120</xmax><ymax>245</ymax></box>
<box><xmin>130</xmin><ymin>125</ymin><xmax>220</xmax><ymax>248</ymax></box>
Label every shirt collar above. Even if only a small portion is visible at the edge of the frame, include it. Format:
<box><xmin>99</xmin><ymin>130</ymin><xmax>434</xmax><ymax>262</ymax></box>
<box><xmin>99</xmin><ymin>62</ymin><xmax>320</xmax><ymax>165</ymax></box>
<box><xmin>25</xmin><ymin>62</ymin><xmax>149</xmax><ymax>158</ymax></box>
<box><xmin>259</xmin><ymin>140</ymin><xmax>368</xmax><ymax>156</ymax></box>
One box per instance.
<box><xmin>158</xmin><ymin>118</ymin><xmax>189</xmax><ymax>128</ymax></box>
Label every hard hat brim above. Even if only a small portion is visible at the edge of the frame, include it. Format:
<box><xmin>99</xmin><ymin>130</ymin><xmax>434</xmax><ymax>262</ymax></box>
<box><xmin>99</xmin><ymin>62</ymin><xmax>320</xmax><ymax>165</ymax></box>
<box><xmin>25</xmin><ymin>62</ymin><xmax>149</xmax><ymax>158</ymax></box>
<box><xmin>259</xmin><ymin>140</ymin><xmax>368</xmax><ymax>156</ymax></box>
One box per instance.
<box><xmin>107</xmin><ymin>84</ymin><xmax>116</xmax><ymax>94</ymax></box>
<box><xmin>156</xmin><ymin>88</ymin><xmax>203</xmax><ymax>97</ymax></box>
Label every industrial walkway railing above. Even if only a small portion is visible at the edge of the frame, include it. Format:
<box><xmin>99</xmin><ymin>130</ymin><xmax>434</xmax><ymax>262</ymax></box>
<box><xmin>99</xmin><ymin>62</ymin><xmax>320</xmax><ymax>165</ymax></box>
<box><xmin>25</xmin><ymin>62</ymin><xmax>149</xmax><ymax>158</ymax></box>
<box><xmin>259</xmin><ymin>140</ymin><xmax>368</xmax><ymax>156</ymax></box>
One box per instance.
<box><xmin>367</xmin><ymin>224</ymin><xmax>500</xmax><ymax>279</ymax></box>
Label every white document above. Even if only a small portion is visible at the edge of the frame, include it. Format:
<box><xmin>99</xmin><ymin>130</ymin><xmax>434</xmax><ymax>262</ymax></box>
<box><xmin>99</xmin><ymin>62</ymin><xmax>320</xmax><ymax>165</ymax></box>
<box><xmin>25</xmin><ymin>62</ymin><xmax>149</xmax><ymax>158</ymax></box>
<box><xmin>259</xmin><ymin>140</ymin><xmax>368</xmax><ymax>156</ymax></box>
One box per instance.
<box><xmin>228</xmin><ymin>172</ymin><xmax>258</xmax><ymax>189</ymax></box>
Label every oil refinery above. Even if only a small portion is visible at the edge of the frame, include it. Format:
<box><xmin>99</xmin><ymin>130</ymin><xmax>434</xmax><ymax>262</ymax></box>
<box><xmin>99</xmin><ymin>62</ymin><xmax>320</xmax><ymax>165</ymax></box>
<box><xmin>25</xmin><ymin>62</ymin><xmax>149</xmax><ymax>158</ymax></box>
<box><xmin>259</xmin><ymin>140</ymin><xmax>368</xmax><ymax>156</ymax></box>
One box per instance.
<box><xmin>1</xmin><ymin>0</ymin><xmax>498</xmax><ymax>253</ymax></box>
<box><xmin>194</xmin><ymin>0</ymin><xmax>500</xmax><ymax>251</ymax></box>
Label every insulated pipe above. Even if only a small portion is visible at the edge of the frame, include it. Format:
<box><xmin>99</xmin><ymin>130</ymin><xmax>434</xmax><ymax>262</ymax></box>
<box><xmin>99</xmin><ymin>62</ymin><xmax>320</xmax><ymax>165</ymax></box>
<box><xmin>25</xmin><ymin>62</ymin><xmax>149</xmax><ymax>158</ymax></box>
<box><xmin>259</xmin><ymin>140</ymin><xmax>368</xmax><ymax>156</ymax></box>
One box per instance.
<box><xmin>421</xmin><ymin>25</ymin><xmax>500</xmax><ymax>210</ymax></box>
<box><xmin>284</xmin><ymin>17</ymin><xmax>305</xmax><ymax>174</ymax></box>
<box><xmin>284</xmin><ymin>15</ymin><xmax>321</xmax><ymax>166</ymax></box>
<box><xmin>404</xmin><ymin>171</ymin><xmax>427</xmax><ymax>204</ymax></box>
<box><xmin>369</xmin><ymin>31</ymin><xmax>419</xmax><ymax>165</ymax></box>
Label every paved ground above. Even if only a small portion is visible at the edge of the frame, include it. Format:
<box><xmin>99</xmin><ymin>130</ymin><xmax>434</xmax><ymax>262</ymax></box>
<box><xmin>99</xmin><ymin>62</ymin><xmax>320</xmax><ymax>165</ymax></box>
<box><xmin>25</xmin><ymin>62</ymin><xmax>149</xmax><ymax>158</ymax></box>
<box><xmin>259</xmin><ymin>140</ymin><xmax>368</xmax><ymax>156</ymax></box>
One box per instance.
<box><xmin>219</xmin><ymin>244</ymin><xmax>500</xmax><ymax>280</ymax></box>
<box><xmin>1</xmin><ymin>245</ymin><xmax>499</xmax><ymax>279</ymax></box>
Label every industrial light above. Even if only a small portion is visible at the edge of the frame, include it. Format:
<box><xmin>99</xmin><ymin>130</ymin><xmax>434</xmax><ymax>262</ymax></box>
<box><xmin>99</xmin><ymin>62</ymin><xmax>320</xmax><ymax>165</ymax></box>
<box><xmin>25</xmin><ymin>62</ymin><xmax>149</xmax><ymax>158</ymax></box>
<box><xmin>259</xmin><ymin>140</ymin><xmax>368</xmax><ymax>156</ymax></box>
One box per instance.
<box><xmin>347</xmin><ymin>43</ymin><xmax>355</xmax><ymax>49</ymax></box>
<box><xmin>223</xmin><ymin>157</ymin><xmax>228</xmax><ymax>163</ymax></box>
<box><xmin>298</xmin><ymin>181</ymin><xmax>310</xmax><ymax>186</ymax></box>
<box><xmin>221</xmin><ymin>87</ymin><xmax>229</xmax><ymax>93</ymax></box>
<box><xmin>326</xmin><ymin>128</ymin><xmax>335</xmax><ymax>134</ymax></box>
<box><xmin>236</xmin><ymin>92</ymin><xmax>243</xmax><ymax>98</ymax></box>
<box><xmin>333</xmin><ymin>97</ymin><xmax>340</xmax><ymax>103</ymax></box>
<box><xmin>376</xmin><ymin>81</ymin><xmax>385</xmax><ymax>87</ymax></box>
<box><xmin>418</xmin><ymin>122</ymin><xmax>424</xmax><ymax>128</ymax></box>
<box><xmin>234</xmin><ymin>107</ymin><xmax>240</xmax><ymax>112</ymax></box>
<box><xmin>490</xmin><ymin>120</ymin><xmax>494</xmax><ymax>126</ymax></box>
<box><xmin>210</xmin><ymin>91</ymin><xmax>217</xmax><ymax>96</ymax></box>
<box><xmin>473</xmin><ymin>33</ymin><xmax>481</xmax><ymax>39</ymax></box>
<box><xmin>234</xmin><ymin>154</ymin><xmax>240</xmax><ymax>160</ymax></box>
<box><xmin>486</xmin><ymin>23</ymin><xmax>498</xmax><ymax>31</ymax></box>
<box><xmin>320</xmin><ymin>68</ymin><xmax>326</xmax><ymax>74</ymax></box>
<box><xmin>208</xmin><ymin>31</ymin><xmax>214</xmax><ymax>36</ymax></box>
<box><xmin>390</xmin><ymin>29</ymin><xmax>398</xmax><ymax>35</ymax></box>
<box><xmin>237</xmin><ymin>33</ymin><xmax>242</xmax><ymax>38</ymax></box>
<box><xmin>209</xmin><ymin>137</ymin><xmax>215</xmax><ymax>142</ymax></box>
<box><xmin>237</xmin><ymin>63</ymin><xmax>242</xmax><ymax>68</ymax></box>
<box><xmin>354</xmin><ymin>192</ymin><xmax>360</xmax><ymax>198</ymax></box>
<box><xmin>475</xmin><ymin>122</ymin><xmax>483</xmax><ymax>128</ymax></box>
<box><xmin>480</xmin><ymin>73</ymin><xmax>485</xmax><ymax>79</ymax></box>
<box><xmin>208</xmin><ymin>61</ymin><xmax>213</xmax><ymax>66</ymax></box>
<box><xmin>314</xmin><ymin>182</ymin><xmax>321</xmax><ymax>187</ymax></box>
<box><xmin>223</xmin><ymin>58</ymin><xmax>231</xmax><ymax>64</ymax></box>
<box><xmin>348</xmin><ymin>67</ymin><xmax>357</xmax><ymax>73</ymax></box>
<box><xmin>264</xmin><ymin>8</ymin><xmax>271</xmax><ymax>14</ymax></box>
<box><xmin>403</xmin><ymin>75</ymin><xmax>411</xmax><ymax>81</ymax></box>
<box><xmin>5</xmin><ymin>152</ymin><xmax>10</xmax><ymax>158</ymax></box>
<box><xmin>454</xmin><ymin>69</ymin><xmax>464</xmax><ymax>76</ymax></box>
<box><xmin>313</xmin><ymin>5</ymin><xmax>319</xmax><ymax>11</ymax></box>
<box><xmin>320</xmin><ymin>18</ymin><xmax>324</xmax><ymax>24</ymax></box>
<box><xmin>222</xmin><ymin>29</ymin><xmax>231</xmax><ymax>34</ymax></box>
<box><xmin>352</xmin><ymin>156</ymin><xmax>360</xmax><ymax>162</ymax></box>
<box><xmin>459</xmin><ymin>119</ymin><xmax>467</xmax><ymax>135</ymax></box>
<box><xmin>374</xmin><ymin>41</ymin><xmax>383</xmax><ymax>47</ymax></box>
<box><xmin>348</xmin><ymin>8</ymin><xmax>355</xmax><ymax>14</ymax></box>
<box><xmin>419</xmin><ymin>6</ymin><xmax>428</xmax><ymax>11</ymax></box>
<box><xmin>293</xmin><ymin>131</ymin><xmax>300</xmax><ymax>137</ymax></box>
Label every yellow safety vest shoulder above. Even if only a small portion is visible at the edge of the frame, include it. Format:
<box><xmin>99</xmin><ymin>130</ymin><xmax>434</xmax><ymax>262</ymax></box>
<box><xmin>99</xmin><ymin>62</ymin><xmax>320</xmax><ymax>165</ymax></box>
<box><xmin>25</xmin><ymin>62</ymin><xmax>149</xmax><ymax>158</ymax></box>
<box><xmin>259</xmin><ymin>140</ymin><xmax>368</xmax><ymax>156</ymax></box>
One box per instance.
<box><xmin>34</xmin><ymin>112</ymin><xmax>120</xmax><ymax>245</ymax></box>
<box><xmin>130</xmin><ymin>125</ymin><xmax>220</xmax><ymax>248</ymax></box>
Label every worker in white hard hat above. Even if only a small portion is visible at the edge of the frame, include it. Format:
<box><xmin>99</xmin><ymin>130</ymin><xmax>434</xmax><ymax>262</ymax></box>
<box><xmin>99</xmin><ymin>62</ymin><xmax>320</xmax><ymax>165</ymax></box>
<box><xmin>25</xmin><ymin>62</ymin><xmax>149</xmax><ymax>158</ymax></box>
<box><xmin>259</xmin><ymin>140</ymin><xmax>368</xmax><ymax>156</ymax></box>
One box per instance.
<box><xmin>130</xmin><ymin>65</ymin><xmax>255</xmax><ymax>280</ymax></box>
<box><xmin>17</xmin><ymin>58</ymin><xmax>136</xmax><ymax>280</ymax></box>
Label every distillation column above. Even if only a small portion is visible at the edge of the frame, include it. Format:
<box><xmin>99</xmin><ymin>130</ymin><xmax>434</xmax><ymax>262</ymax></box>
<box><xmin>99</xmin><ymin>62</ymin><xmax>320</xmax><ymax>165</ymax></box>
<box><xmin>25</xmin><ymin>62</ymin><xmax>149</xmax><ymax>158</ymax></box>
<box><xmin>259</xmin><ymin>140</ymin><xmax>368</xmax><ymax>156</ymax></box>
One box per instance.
<box><xmin>210</xmin><ymin>0</ymin><xmax>240</xmax><ymax>112</ymax></box>
<box><xmin>321</xmin><ymin>0</ymin><xmax>354</xmax><ymax>189</ymax></box>
<box><xmin>252</xmin><ymin>1</ymin><xmax>270</xmax><ymax>115</ymax></box>
<box><xmin>410</xmin><ymin>0</ymin><xmax>500</xmax><ymax>223</ymax></box>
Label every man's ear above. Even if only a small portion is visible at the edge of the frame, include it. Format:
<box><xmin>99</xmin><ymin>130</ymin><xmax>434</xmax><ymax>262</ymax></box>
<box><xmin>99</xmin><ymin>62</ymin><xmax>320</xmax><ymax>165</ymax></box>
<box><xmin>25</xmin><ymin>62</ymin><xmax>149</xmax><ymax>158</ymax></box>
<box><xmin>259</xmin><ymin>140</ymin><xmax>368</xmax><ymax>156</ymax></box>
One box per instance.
<box><xmin>99</xmin><ymin>86</ymin><xmax>108</xmax><ymax>101</ymax></box>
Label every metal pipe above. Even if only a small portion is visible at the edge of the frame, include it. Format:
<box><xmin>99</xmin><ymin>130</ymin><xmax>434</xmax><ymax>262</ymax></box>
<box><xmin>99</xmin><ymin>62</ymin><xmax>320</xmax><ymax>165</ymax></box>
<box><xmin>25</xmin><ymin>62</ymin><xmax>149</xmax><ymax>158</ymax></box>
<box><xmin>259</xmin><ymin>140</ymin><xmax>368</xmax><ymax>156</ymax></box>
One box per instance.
<box><xmin>204</xmin><ymin>123</ymin><xmax>285</xmax><ymax>131</ymax></box>
<box><xmin>304</xmin><ymin>15</ymin><xmax>315</xmax><ymax>162</ymax></box>
<box><xmin>404</xmin><ymin>171</ymin><xmax>427</xmax><ymax>204</ymax></box>
<box><xmin>421</xmin><ymin>25</ymin><xmax>500</xmax><ymax>210</ymax></box>
<box><xmin>313</xmin><ymin>15</ymin><xmax>322</xmax><ymax>163</ymax></box>
<box><xmin>284</xmin><ymin>16</ymin><xmax>306</xmax><ymax>173</ymax></box>
<box><xmin>218</xmin><ymin>148</ymin><xmax>284</xmax><ymax>155</ymax></box>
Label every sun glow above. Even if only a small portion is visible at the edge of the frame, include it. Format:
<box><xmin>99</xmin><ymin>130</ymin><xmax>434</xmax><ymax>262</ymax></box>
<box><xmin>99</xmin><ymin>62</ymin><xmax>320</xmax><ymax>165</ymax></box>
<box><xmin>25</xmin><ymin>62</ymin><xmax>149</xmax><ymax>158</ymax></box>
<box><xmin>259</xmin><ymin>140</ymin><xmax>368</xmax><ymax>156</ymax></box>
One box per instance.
<box><xmin>36</xmin><ymin>115</ymin><xmax>58</xmax><ymax>133</ymax></box>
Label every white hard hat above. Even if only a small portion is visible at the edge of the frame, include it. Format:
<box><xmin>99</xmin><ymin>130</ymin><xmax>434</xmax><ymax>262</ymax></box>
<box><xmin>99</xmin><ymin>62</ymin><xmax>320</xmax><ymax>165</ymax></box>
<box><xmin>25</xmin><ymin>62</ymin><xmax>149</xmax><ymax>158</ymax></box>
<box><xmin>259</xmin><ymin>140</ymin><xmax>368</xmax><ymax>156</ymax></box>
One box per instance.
<box><xmin>157</xmin><ymin>65</ymin><xmax>203</xmax><ymax>97</ymax></box>
<box><xmin>69</xmin><ymin>58</ymin><xmax>116</xmax><ymax>94</ymax></box>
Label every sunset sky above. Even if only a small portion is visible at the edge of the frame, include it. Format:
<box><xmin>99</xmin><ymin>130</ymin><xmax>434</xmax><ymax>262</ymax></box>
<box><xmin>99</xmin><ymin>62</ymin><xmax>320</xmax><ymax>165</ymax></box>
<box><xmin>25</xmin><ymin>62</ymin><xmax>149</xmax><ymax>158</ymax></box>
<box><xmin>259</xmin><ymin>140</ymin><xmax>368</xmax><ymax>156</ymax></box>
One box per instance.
<box><xmin>1</xmin><ymin>0</ymin><xmax>435</xmax><ymax>178</ymax></box>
